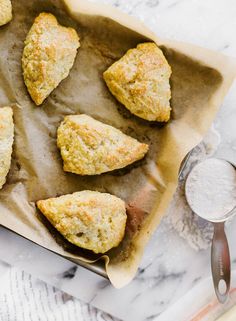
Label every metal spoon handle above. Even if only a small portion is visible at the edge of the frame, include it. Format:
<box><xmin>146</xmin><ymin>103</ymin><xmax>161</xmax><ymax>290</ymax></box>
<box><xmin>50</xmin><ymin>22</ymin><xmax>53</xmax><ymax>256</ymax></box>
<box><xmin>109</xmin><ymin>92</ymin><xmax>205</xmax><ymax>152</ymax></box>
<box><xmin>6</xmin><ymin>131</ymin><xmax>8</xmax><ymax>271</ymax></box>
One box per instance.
<box><xmin>211</xmin><ymin>222</ymin><xmax>231</xmax><ymax>303</ymax></box>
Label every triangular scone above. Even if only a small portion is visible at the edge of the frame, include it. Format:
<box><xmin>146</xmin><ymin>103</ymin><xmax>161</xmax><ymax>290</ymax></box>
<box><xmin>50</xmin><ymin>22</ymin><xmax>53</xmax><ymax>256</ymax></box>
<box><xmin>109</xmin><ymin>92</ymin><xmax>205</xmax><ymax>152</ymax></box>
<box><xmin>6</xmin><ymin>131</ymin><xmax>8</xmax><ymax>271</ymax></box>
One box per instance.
<box><xmin>57</xmin><ymin>114</ymin><xmax>149</xmax><ymax>175</ymax></box>
<box><xmin>0</xmin><ymin>107</ymin><xmax>14</xmax><ymax>189</ymax></box>
<box><xmin>0</xmin><ymin>0</ymin><xmax>12</xmax><ymax>26</ymax></box>
<box><xmin>22</xmin><ymin>13</ymin><xmax>80</xmax><ymax>105</ymax></box>
<box><xmin>103</xmin><ymin>42</ymin><xmax>172</xmax><ymax>122</ymax></box>
<box><xmin>37</xmin><ymin>191</ymin><xmax>127</xmax><ymax>253</ymax></box>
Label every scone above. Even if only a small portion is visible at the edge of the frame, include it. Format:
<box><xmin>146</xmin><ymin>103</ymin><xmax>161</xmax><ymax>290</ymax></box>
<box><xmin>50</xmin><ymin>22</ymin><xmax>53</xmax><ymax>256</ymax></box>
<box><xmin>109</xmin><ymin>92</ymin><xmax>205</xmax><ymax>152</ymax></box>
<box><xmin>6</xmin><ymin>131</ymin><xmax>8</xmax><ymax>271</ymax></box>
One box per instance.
<box><xmin>57</xmin><ymin>114</ymin><xmax>149</xmax><ymax>175</ymax></box>
<box><xmin>37</xmin><ymin>191</ymin><xmax>127</xmax><ymax>253</ymax></box>
<box><xmin>0</xmin><ymin>107</ymin><xmax>14</xmax><ymax>189</ymax></box>
<box><xmin>22</xmin><ymin>13</ymin><xmax>80</xmax><ymax>105</ymax></box>
<box><xmin>0</xmin><ymin>0</ymin><xmax>12</xmax><ymax>26</ymax></box>
<box><xmin>103</xmin><ymin>42</ymin><xmax>172</xmax><ymax>122</ymax></box>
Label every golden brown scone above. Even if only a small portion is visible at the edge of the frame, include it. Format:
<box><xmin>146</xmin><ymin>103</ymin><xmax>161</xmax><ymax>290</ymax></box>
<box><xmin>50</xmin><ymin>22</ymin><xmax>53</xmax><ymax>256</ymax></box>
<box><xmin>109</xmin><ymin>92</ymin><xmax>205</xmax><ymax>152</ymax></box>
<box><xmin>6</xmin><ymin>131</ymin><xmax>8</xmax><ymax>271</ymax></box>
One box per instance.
<box><xmin>103</xmin><ymin>42</ymin><xmax>172</xmax><ymax>122</ymax></box>
<box><xmin>0</xmin><ymin>107</ymin><xmax>14</xmax><ymax>189</ymax></box>
<box><xmin>57</xmin><ymin>114</ymin><xmax>149</xmax><ymax>175</ymax></box>
<box><xmin>37</xmin><ymin>191</ymin><xmax>127</xmax><ymax>253</ymax></box>
<box><xmin>22</xmin><ymin>13</ymin><xmax>80</xmax><ymax>106</ymax></box>
<box><xmin>0</xmin><ymin>0</ymin><xmax>12</xmax><ymax>26</ymax></box>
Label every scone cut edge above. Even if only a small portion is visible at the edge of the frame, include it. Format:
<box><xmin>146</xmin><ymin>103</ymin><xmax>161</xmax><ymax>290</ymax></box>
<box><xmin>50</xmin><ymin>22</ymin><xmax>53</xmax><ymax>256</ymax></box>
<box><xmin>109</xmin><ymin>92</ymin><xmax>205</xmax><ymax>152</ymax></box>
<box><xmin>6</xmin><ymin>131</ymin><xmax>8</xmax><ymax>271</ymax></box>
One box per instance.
<box><xmin>37</xmin><ymin>191</ymin><xmax>127</xmax><ymax>254</ymax></box>
<box><xmin>0</xmin><ymin>0</ymin><xmax>12</xmax><ymax>26</ymax></box>
<box><xmin>57</xmin><ymin>114</ymin><xmax>149</xmax><ymax>175</ymax></box>
<box><xmin>22</xmin><ymin>12</ymin><xmax>80</xmax><ymax>105</ymax></box>
<box><xmin>0</xmin><ymin>106</ymin><xmax>14</xmax><ymax>189</ymax></box>
<box><xmin>103</xmin><ymin>42</ymin><xmax>172</xmax><ymax>122</ymax></box>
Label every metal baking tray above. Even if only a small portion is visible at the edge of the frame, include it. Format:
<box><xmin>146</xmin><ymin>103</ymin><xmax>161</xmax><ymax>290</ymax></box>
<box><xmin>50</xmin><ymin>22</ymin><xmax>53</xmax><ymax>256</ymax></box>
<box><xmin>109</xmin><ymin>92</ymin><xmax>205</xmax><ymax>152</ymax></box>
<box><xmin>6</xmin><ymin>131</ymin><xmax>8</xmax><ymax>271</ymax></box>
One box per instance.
<box><xmin>0</xmin><ymin>150</ymin><xmax>192</xmax><ymax>280</ymax></box>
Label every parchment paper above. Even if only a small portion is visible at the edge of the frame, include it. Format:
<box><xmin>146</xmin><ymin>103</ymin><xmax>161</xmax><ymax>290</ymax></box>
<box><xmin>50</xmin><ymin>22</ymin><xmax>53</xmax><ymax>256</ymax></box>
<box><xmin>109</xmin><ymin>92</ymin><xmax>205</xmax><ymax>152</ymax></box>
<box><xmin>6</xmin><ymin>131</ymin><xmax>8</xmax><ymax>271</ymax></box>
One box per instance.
<box><xmin>0</xmin><ymin>0</ymin><xmax>235</xmax><ymax>288</ymax></box>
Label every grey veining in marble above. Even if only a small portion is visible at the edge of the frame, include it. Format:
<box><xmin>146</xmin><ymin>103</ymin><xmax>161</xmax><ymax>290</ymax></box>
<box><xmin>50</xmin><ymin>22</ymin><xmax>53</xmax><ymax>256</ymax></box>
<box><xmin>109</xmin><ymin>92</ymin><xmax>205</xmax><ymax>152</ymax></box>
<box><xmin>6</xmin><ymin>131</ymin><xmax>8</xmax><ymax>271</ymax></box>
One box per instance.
<box><xmin>1</xmin><ymin>0</ymin><xmax>236</xmax><ymax>320</ymax></box>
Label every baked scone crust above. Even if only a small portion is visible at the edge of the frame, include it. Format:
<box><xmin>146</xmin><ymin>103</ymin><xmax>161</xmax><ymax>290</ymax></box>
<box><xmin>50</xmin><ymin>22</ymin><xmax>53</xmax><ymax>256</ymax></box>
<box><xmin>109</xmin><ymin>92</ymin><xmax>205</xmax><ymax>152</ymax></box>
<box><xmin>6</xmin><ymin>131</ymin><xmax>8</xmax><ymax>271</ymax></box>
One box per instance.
<box><xmin>37</xmin><ymin>191</ymin><xmax>127</xmax><ymax>254</ymax></box>
<box><xmin>0</xmin><ymin>107</ymin><xmax>14</xmax><ymax>189</ymax></box>
<box><xmin>103</xmin><ymin>42</ymin><xmax>172</xmax><ymax>122</ymax></box>
<box><xmin>22</xmin><ymin>12</ymin><xmax>80</xmax><ymax>105</ymax></box>
<box><xmin>57</xmin><ymin>114</ymin><xmax>149</xmax><ymax>175</ymax></box>
<box><xmin>0</xmin><ymin>0</ymin><xmax>12</xmax><ymax>26</ymax></box>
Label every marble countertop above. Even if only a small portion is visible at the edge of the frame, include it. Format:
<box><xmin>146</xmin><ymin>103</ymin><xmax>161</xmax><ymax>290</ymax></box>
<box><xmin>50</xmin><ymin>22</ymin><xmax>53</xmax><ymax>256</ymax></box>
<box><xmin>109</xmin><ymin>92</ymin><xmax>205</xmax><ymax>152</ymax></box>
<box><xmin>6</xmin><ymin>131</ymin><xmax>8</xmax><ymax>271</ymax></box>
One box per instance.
<box><xmin>1</xmin><ymin>0</ymin><xmax>236</xmax><ymax>320</ymax></box>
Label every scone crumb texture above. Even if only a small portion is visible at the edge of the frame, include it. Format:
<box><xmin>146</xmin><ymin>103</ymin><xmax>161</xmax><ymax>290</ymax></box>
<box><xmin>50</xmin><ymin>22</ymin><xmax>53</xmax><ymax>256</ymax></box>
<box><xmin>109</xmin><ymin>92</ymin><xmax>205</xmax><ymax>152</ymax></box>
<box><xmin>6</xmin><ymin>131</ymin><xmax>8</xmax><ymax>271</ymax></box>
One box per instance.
<box><xmin>57</xmin><ymin>114</ymin><xmax>149</xmax><ymax>175</ymax></box>
<box><xmin>37</xmin><ymin>191</ymin><xmax>127</xmax><ymax>253</ymax></box>
<box><xmin>22</xmin><ymin>12</ymin><xmax>80</xmax><ymax>105</ymax></box>
<box><xmin>103</xmin><ymin>42</ymin><xmax>172</xmax><ymax>122</ymax></box>
<box><xmin>0</xmin><ymin>0</ymin><xmax>12</xmax><ymax>26</ymax></box>
<box><xmin>0</xmin><ymin>106</ymin><xmax>14</xmax><ymax>189</ymax></box>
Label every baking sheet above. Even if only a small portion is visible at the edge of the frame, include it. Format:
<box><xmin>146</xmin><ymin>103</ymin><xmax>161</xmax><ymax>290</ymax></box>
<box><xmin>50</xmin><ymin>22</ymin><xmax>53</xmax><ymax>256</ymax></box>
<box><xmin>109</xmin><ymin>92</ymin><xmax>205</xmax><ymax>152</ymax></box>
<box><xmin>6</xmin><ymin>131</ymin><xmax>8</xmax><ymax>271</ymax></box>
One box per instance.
<box><xmin>0</xmin><ymin>0</ymin><xmax>235</xmax><ymax>288</ymax></box>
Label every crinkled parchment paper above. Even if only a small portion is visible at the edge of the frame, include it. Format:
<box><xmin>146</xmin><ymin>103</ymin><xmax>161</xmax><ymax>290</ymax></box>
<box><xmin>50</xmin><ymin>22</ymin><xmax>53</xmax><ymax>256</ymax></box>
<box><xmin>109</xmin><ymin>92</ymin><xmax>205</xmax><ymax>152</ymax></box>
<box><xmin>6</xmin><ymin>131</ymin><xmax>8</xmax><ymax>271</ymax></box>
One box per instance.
<box><xmin>0</xmin><ymin>0</ymin><xmax>235</xmax><ymax>287</ymax></box>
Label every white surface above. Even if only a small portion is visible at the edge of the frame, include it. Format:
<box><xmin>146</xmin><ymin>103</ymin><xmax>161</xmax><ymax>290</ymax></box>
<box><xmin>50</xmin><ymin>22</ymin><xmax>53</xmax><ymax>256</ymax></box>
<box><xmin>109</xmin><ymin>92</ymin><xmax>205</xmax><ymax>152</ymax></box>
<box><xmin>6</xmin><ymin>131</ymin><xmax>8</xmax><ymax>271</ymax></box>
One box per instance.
<box><xmin>158</xmin><ymin>269</ymin><xmax>236</xmax><ymax>321</ymax></box>
<box><xmin>216</xmin><ymin>306</ymin><xmax>236</xmax><ymax>321</ymax></box>
<box><xmin>1</xmin><ymin>0</ymin><xmax>236</xmax><ymax>320</ymax></box>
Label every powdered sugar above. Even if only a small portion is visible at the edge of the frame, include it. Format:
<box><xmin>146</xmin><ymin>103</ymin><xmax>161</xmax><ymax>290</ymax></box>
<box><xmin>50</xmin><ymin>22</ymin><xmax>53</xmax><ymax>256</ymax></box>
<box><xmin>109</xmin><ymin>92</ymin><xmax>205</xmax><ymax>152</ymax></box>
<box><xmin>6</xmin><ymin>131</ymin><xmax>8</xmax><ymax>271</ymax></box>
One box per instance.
<box><xmin>164</xmin><ymin>126</ymin><xmax>221</xmax><ymax>250</ymax></box>
<box><xmin>185</xmin><ymin>158</ymin><xmax>236</xmax><ymax>221</ymax></box>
